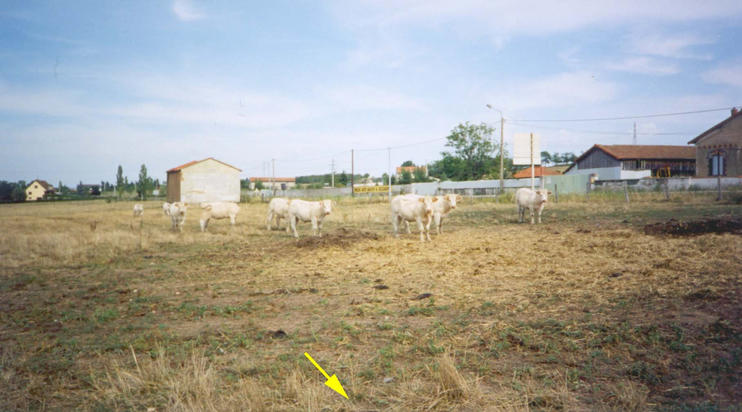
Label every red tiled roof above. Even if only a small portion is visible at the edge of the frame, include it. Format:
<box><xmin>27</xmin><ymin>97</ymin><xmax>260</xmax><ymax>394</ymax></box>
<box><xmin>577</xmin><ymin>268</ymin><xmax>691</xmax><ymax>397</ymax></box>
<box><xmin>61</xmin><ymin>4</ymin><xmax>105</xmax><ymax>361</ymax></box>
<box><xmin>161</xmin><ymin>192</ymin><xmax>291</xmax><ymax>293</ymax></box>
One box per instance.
<box><xmin>575</xmin><ymin>145</ymin><xmax>695</xmax><ymax>164</ymax></box>
<box><xmin>688</xmin><ymin>108</ymin><xmax>742</xmax><ymax>144</ymax></box>
<box><xmin>167</xmin><ymin>158</ymin><xmax>241</xmax><ymax>173</ymax></box>
<box><xmin>29</xmin><ymin>179</ymin><xmax>53</xmax><ymax>190</ymax></box>
<box><xmin>250</xmin><ymin>177</ymin><xmax>296</xmax><ymax>182</ymax></box>
<box><xmin>513</xmin><ymin>166</ymin><xmax>564</xmax><ymax>179</ymax></box>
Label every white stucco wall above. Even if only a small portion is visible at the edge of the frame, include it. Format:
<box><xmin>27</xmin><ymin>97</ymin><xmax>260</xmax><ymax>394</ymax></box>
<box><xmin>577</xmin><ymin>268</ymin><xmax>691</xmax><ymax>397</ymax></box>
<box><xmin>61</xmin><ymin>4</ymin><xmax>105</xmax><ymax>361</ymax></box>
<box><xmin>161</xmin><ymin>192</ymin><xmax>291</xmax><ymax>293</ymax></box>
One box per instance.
<box><xmin>619</xmin><ymin>170</ymin><xmax>652</xmax><ymax>179</ymax></box>
<box><xmin>180</xmin><ymin>159</ymin><xmax>240</xmax><ymax>203</ymax></box>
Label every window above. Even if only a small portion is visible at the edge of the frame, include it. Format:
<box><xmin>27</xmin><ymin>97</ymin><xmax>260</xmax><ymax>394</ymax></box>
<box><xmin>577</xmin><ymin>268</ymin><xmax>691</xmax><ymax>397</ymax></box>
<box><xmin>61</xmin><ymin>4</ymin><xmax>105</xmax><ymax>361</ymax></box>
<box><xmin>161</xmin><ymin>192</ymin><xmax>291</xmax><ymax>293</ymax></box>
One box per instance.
<box><xmin>708</xmin><ymin>153</ymin><xmax>726</xmax><ymax>176</ymax></box>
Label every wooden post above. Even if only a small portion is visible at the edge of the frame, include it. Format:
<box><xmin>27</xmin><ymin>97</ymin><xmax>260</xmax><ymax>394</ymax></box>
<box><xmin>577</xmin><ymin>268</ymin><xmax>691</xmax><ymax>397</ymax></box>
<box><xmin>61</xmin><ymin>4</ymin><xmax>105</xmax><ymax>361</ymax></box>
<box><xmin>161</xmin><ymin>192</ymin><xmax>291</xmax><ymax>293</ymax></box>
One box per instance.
<box><xmin>554</xmin><ymin>183</ymin><xmax>559</xmax><ymax>203</ymax></box>
<box><xmin>586</xmin><ymin>180</ymin><xmax>591</xmax><ymax>201</ymax></box>
<box><xmin>623</xmin><ymin>181</ymin><xmax>630</xmax><ymax>203</ymax></box>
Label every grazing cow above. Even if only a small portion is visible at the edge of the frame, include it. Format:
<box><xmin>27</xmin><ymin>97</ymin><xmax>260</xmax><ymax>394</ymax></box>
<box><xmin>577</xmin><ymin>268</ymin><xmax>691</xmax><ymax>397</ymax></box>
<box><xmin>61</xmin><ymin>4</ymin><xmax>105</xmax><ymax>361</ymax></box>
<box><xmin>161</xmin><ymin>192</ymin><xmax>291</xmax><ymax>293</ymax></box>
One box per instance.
<box><xmin>133</xmin><ymin>203</ymin><xmax>144</xmax><ymax>217</ymax></box>
<box><xmin>168</xmin><ymin>202</ymin><xmax>187</xmax><ymax>232</ymax></box>
<box><xmin>400</xmin><ymin>194</ymin><xmax>462</xmax><ymax>235</ymax></box>
<box><xmin>199</xmin><ymin>202</ymin><xmax>240</xmax><ymax>232</ymax></box>
<box><xmin>391</xmin><ymin>195</ymin><xmax>435</xmax><ymax>241</ymax></box>
<box><xmin>162</xmin><ymin>202</ymin><xmax>171</xmax><ymax>216</ymax></box>
<box><xmin>288</xmin><ymin>199</ymin><xmax>333</xmax><ymax>238</ymax></box>
<box><xmin>266</xmin><ymin>197</ymin><xmax>291</xmax><ymax>232</ymax></box>
<box><xmin>515</xmin><ymin>188</ymin><xmax>550</xmax><ymax>224</ymax></box>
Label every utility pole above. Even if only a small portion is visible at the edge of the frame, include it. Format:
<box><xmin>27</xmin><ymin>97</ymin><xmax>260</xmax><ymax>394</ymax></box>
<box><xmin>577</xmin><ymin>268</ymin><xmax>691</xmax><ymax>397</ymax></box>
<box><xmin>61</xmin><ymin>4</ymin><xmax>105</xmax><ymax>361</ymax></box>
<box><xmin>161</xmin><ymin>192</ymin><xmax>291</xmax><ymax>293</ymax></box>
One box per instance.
<box><xmin>500</xmin><ymin>116</ymin><xmax>505</xmax><ymax>194</ymax></box>
<box><xmin>330</xmin><ymin>159</ymin><xmax>335</xmax><ymax>188</ymax></box>
<box><xmin>271</xmin><ymin>158</ymin><xmax>275</xmax><ymax>195</ymax></box>
<box><xmin>351</xmin><ymin>149</ymin><xmax>355</xmax><ymax>197</ymax></box>
<box><xmin>633</xmin><ymin>122</ymin><xmax>637</xmax><ymax>145</ymax></box>
<box><xmin>530</xmin><ymin>133</ymin><xmax>535</xmax><ymax>191</ymax></box>
<box><xmin>387</xmin><ymin>147</ymin><xmax>392</xmax><ymax>203</ymax></box>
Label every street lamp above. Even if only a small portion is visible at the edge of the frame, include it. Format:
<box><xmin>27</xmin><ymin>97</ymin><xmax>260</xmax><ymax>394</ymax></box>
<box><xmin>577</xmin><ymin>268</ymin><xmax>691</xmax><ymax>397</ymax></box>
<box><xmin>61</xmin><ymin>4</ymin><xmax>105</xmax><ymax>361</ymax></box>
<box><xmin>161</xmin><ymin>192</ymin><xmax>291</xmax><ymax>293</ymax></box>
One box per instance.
<box><xmin>486</xmin><ymin>104</ymin><xmax>505</xmax><ymax>194</ymax></box>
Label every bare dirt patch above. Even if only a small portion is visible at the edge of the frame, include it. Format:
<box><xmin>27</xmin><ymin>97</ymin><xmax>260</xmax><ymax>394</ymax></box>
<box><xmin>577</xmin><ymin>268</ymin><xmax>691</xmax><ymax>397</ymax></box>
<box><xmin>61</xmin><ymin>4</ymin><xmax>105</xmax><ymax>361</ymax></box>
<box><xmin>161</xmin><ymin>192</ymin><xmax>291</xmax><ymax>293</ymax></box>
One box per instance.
<box><xmin>295</xmin><ymin>227</ymin><xmax>380</xmax><ymax>248</ymax></box>
<box><xmin>643</xmin><ymin>217</ymin><xmax>742</xmax><ymax>236</ymax></box>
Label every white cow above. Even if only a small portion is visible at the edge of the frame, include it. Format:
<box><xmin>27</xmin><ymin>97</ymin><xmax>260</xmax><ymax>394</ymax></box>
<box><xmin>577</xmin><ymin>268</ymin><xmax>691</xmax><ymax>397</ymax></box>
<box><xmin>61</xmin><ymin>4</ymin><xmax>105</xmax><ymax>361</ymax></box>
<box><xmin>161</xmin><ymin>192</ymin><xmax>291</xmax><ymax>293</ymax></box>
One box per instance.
<box><xmin>199</xmin><ymin>202</ymin><xmax>240</xmax><ymax>232</ymax></box>
<box><xmin>391</xmin><ymin>195</ymin><xmax>435</xmax><ymax>241</ymax></box>
<box><xmin>288</xmin><ymin>199</ymin><xmax>333</xmax><ymax>238</ymax></box>
<box><xmin>515</xmin><ymin>188</ymin><xmax>550</xmax><ymax>224</ymax></box>
<box><xmin>168</xmin><ymin>202</ymin><xmax>187</xmax><ymax>232</ymax></box>
<box><xmin>162</xmin><ymin>202</ymin><xmax>171</xmax><ymax>216</ymax></box>
<box><xmin>133</xmin><ymin>203</ymin><xmax>144</xmax><ymax>217</ymax></box>
<box><xmin>266</xmin><ymin>197</ymin><xmax>291</xmax><ymax>232</ymax></box>
<box><xmin>400</xmin><ymin>194</ymin><xmax>462</xmax><ymax>235</ymax></box>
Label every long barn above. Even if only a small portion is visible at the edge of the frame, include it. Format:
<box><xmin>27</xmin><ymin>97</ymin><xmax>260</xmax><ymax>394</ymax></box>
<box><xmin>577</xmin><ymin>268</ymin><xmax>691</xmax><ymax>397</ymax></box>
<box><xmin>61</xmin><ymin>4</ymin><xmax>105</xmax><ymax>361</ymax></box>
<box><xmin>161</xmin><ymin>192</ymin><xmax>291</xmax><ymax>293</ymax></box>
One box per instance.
<box><xmin>166</xmin><ymin>158</ymin><xmax>241</xmax><ymax>203</ymax></box>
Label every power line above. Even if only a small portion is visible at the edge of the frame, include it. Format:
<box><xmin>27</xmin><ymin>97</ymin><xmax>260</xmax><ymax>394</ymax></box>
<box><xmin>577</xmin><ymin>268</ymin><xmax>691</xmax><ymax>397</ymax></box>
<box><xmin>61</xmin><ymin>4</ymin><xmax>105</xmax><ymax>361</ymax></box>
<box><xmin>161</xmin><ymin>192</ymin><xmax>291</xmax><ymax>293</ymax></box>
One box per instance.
<box><xmin>508</xmin><ymin>120</ymin><xmax>690</xmax><ymax>136</ymax></box>
<box><xmin>509</xmin><ymin>106</ymin><xmax>736</xmax><ymax>122</ymax></box>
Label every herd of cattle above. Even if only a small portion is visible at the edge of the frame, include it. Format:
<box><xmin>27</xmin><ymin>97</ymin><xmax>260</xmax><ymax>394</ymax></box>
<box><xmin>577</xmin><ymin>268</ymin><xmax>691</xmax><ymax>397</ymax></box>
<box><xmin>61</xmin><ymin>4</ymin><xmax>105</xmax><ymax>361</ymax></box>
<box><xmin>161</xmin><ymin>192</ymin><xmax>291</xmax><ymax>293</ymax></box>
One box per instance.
<box><xmin>133</xmin><ymin>188</ymin><xmax>551</xmax><ymax>240</ymax></box>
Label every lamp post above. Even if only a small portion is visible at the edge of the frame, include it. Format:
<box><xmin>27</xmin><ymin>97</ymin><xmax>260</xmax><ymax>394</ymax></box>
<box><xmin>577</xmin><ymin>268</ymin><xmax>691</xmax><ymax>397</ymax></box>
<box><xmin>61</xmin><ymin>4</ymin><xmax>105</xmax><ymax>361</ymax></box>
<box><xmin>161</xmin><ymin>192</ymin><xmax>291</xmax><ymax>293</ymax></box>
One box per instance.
<box><xmin>486</xmin><ymin>104</ymin><xmax>505</xmax><ymax>194</ymax></box>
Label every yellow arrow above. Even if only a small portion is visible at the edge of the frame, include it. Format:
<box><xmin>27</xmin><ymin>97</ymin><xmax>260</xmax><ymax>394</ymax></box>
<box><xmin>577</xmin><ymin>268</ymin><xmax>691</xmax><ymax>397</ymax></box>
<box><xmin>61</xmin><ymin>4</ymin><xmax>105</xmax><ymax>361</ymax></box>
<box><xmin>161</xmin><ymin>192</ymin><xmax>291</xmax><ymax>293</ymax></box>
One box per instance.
<box><xmin>304</xmin><ymin>352</ymin><xmax>349</xmax><ymax>399</ymax></box>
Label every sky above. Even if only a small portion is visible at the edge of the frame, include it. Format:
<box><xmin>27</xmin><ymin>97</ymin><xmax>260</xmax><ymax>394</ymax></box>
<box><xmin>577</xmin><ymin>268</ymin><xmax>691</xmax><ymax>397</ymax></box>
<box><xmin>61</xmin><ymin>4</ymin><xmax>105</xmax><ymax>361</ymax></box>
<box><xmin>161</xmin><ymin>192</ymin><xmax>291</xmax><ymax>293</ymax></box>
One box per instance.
<box><xmin>1</xmin><ymin>0</ymin><xmax>741</xmax><ymax>185</ymax></box>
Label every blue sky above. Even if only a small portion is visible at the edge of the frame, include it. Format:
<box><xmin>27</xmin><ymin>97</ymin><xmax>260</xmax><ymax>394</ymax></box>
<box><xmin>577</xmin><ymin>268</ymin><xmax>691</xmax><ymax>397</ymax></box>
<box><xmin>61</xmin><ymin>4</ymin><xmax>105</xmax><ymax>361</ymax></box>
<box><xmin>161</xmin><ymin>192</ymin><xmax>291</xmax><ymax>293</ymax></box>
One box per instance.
<box><xmin>1</xmin><ymin>0</ymin><xmax>741</xmax><ymax>185</ymax></box>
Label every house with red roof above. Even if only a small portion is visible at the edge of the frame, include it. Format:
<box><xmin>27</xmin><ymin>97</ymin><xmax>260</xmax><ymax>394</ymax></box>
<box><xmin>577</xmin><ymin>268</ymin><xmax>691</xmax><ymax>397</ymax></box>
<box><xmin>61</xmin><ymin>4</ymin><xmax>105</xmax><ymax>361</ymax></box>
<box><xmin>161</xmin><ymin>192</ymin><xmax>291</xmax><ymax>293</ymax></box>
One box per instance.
<box><xmin>166</xmin><ymin>158</ymin><xmax>241</xmax><ymax>203</ymax></box>
<box><xmin>688</xmin><ymin>107</ymin><xmax>742</xmax><ymax>177</ymax></box>
<box><xmin>564</xmin><ymin>145</ymin><xmax>696</xmax><ymax>180</ymax></box>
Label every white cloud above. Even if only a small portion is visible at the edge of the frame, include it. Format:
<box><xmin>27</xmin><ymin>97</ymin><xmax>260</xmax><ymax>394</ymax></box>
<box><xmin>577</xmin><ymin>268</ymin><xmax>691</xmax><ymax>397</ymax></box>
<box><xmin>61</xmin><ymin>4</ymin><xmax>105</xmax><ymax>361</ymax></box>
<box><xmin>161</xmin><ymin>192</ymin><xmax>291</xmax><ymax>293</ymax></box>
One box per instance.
<box><xmin>324</xmin><ymin>85</ymin><xmax>425</xmax><ymax>111</ymax></box>
<box><xmin>172</xmin><ymin>0</ymin><xmax>204</xmax><ymax>22</ymax></box>
<box><xmin>606</xmin><ymin>57</ymin><xmax>679</xmax><ymax>75</ymax></box>
<box><xmin>702</xmin><ymin>61</ymin><xmax>742</xmax><ymax>87</ymax></box>
<box><xmin>332</xmin><ymin>0</ymin><xmax>742</xmax><ymax>37</ymax></box>
<box><xmin>486</xmin><ymin>71</ymin><xmax>617</xmax><ymax>112</ymax></box>
<box><xmin>624</xmin><ymin>31</ymin><xmax>715</xmax><ymax>59</ymax></box>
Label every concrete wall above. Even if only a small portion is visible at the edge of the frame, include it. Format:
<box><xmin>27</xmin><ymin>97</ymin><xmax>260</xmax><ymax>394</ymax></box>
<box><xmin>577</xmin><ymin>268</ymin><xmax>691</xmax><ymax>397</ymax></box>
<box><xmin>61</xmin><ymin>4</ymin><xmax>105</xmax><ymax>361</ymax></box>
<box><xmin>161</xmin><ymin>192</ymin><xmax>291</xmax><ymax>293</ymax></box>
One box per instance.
<box><xmin>178</xmin><ymin>159</ymin><xmax>240</xmax><ymax>203</ymax></box>
<box><xmin>566</xmin><ymin>166</ymin><xmax>621</xmax><ymax>180</ymax></box>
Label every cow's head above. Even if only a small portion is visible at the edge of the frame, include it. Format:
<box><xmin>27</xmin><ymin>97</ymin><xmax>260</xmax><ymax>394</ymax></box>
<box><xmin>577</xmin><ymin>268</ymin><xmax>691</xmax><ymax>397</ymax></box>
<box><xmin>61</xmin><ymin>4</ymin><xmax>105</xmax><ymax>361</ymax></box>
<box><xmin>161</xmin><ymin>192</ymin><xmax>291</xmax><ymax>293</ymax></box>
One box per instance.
<box><xmin>535</xmin><ymin>190</ymin><xmax>551</xmax><ymax>205</ymax></box>
<box><xmin>446</xmin><ymin>194</ymin><xmax>461</xmax><ymax>209</ymax></box>
<box><xmin>321</xmin><ymin>199</ymin><xmax>333</xmax><ymax>215</ymax></box>
<box><xmin>419</xmin><ymin>196</ymin><xmax>435</xmax><ymax>216</ymax></box>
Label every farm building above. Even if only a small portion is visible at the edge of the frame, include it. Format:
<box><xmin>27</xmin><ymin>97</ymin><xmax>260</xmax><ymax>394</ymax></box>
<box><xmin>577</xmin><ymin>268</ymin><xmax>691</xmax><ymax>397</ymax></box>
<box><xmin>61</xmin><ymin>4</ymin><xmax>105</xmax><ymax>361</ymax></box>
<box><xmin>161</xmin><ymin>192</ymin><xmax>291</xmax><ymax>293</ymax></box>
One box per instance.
<box><xmin>512</xmin><ymin>165</ymin><xmax>566</xmax><ymax>179</ymax></box>
<box><xmin>249</xmin><ymin>177</ymin><xmax>296</xmax><ymax>191</ymax></box>
<box><xmin>564</xmin><ymin>144</ymin><xmax>695</xmax><ymax>180</ymax></box>
<box><xmin>25</xmin><ymin>179</ymin><xmax>54</xmax><ymax>201</ymax></box>
<box><xmin>688</xmin><ymin>107</ymin><xmax>742</xmax><ymax>177</ymax></box>
<box><xmin>166</xmin><ymin>158</ymin><xmax>241</xmax><ymax>203</ymax></box>
<box><xmin>396</xmin><ymin>165</ymin><xmax>428</xmax><ymax>179</ymax></box>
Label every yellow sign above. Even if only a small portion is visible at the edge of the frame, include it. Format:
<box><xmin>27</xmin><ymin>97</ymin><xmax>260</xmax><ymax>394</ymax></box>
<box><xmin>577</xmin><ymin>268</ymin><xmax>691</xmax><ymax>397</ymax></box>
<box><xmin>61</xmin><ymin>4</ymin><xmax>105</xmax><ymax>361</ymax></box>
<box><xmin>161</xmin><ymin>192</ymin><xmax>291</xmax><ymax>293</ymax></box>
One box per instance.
<box><xmin>304</xmin><ymin>352</ymin><xmax>349</xmax><ymax>399</ymax></box>
<box><xmin>353</xmin><ymin>185</ymin><xmax>390</xmax><ymax>193</ymax></box>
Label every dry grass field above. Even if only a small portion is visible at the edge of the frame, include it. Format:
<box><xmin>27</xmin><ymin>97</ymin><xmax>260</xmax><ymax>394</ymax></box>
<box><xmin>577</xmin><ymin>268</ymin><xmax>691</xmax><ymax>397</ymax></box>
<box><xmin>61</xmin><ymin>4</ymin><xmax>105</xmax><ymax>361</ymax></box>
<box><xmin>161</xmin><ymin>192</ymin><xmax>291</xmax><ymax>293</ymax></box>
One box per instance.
<box><xmin>0</xmin><ymin>194</ymin><xmax>740</xmax><ymax>411</ymax></box>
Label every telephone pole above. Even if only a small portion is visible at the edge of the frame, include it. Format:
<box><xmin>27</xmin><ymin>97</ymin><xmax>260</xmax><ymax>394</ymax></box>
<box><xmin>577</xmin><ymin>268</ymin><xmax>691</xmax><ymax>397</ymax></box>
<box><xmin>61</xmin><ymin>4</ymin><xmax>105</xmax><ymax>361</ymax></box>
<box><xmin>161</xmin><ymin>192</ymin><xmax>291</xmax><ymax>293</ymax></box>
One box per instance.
<box><xmin>330</xmin><ymin>159</ymin><xmax>335</xmax><ymax>188</ymax></box>
<box><xmin>350</xmin><ymin>149</ymin><xmax>355</xmax><ymax>197</ymax></box>
<box><xmin>633</xmin><ymin>122</ymin><xmax>637</xmax><ymax>145</ymax></box>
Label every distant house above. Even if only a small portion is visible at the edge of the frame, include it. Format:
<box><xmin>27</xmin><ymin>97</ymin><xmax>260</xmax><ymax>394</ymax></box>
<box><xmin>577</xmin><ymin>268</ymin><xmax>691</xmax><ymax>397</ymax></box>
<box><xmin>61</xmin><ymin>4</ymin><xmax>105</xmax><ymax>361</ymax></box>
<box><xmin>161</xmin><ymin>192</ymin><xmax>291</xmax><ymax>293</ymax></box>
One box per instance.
<box><xmin>76</xmin><ymin>184</ymin><xmax>101</xmax><ymax>196</ymax></box>
<box><xmin>513</xmin><ymin>165</ymin><xmax>566</xmax><ymax>179</ymax></box>
<box><xmin>395</xmin><ymin>165</ymin><xmax>428</xmax><ymax>179</ymax></box>
<box><xmin>564</xmin><ymin>145</ymin><xmax>695</xmax><ymax>180</ymax></box>
<box><xmin>167</xmin><ymin>158</ymin><xmax>241</xmax><ymax>203</ymax></box>
<box><xmin>249</xmin><ymin>177</ymin><xmax>296</xmax><ymax>191</ymax></box>
<box><xmin>25</xmin><ymin>179</ymin><xmax>55</xmax><ymax>201</ymax></box>
<box><xmin>688</xmin><ymin>107</ymin><xmax>742</xmax><ymax>177</ymax></box>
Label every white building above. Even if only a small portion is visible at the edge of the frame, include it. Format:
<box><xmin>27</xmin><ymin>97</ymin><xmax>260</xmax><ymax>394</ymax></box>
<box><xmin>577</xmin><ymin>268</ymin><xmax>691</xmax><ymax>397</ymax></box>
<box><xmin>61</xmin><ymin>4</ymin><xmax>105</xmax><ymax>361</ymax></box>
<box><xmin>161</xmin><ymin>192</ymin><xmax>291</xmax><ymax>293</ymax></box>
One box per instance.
<box><xmin>166</xmin><ymin>158</ymin><xmax>241</xmax><ymax>203</ymax></box>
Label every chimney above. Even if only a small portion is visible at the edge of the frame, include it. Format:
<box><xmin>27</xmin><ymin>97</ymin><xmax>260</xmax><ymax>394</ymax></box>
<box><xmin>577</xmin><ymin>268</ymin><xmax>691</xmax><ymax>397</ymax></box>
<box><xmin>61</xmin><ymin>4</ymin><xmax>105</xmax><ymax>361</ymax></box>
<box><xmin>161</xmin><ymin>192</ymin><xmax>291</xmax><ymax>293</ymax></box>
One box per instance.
<box><xmin>732</xmin><ymin>107</ymin><xmax>740</xmax><ymax>117</ymax></box>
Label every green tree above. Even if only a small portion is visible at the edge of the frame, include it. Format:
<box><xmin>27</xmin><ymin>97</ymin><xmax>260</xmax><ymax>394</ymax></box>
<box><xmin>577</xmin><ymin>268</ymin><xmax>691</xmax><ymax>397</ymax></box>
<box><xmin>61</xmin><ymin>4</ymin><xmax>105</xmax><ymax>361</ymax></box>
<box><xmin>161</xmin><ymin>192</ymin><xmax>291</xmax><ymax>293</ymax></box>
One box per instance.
<box><xmin>441</xmin><ymin>122</ymin><xmax>496</xmax><ymax>180</ymax></box>
<box><xmin>413</xmin><ymin>167</ymin><xmax>428</xmax><ymax>182</ymax></box>
<box><xmin>400</xmin><ymin>170</ymin><xmax>413</xmax><ymax>184</ymax></box>
<box><xmin>401</xmin><ymin>160</ymin><xmax>415</xmax><ymax>167</ymax></box>
<box><xmin>338</xmin><ymin>171</ymin><xmax>348</xmax><ymax>186</ymax></box>
<box><xmin>116</xmin><ymin>165</ymin><xmax>124</xmax><ymax>199</ymax></box>
<box><xmin>255</xmin><ymin>180</ymin><xmax>264</xmax><ymax>190</ymax></box>
<box><xmin>137</xmin><ymin>164</ymin><xmax>150</xmax><ymax>200</ymax></box>
<box><xmin>541</xmin><ymin>151</ymin><xmax>552</xmax><ymax>166</ymax></box>
<box><xmin>11</xmin><ymin>181</ymin><xmax>26</xmax><ymax>202</ymax></box>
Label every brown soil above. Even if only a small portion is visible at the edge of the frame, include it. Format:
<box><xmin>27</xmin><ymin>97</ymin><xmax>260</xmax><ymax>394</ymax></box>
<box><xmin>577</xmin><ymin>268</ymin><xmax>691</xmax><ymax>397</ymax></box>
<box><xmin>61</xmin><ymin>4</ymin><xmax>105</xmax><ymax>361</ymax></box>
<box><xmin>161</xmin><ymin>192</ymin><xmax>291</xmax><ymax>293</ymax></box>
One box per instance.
<box><xmin>295</xmin><ymin>227</ymin><xmax>380</xmax><ymax>248</ymax></box>
<box><xmin>643</xmin><ymin>217</ymin><xmax>742</xmax><ymax>236</ymax></box>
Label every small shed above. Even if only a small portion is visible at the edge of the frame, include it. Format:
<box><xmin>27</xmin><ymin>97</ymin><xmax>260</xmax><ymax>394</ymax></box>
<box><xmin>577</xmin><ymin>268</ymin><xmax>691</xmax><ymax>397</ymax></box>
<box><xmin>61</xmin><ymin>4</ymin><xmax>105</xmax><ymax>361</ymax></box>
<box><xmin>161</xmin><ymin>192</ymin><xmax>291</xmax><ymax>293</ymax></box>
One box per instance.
<box><xmin>167</xmin><ymin>158</ymin><xmax>241</xmax><ymax>203</ymax></box>
<box><xmin>688</xmin><ymin>107</ymin><xmax>742</xmax><ymax>177</ymax></box>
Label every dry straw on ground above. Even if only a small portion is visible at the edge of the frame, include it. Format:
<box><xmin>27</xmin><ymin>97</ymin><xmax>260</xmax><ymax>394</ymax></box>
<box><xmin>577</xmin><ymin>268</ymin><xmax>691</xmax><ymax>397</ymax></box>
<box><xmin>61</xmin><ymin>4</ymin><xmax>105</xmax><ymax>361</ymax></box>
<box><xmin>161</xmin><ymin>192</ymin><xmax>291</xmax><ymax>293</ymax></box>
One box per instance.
<box><xmin>0</xmin><ymin>195</ymin><xmax>740</xmax><ymax>410</ymax></box>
